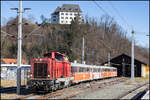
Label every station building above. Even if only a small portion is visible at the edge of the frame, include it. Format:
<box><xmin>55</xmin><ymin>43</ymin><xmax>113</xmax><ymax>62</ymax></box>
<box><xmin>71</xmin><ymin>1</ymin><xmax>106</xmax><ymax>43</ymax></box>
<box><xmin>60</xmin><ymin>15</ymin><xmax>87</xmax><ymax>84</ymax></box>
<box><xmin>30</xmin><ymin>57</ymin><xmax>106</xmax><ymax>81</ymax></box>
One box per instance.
<box><xmin>1</xmin><ymin>58</ymin><xmax>30</xmax><ymax>80</ymax></box>
<box><xmin>102</xmin><ymin>53</ymin><xmax>149</xmax><ymax>77</ymax></box>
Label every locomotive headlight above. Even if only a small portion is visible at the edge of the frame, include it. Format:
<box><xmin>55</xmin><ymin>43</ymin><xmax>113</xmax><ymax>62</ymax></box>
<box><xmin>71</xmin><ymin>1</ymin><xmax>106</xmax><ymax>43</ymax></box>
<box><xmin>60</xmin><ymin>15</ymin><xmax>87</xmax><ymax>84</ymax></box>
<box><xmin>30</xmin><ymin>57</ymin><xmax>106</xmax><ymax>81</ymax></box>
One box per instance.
<box><xmin>48</xmin><ymin>75</ymin><xmax>50</xmax><ymax>77</ymax></box>
<box><xmin>30</xmin><ymin>74</ymin><xmax>32</xmax><ymax>77</ymax></box>
<box><xmin>40</xmin><ymin>59</ymin><xmax>42</xmax><ymax>61</ymax></box>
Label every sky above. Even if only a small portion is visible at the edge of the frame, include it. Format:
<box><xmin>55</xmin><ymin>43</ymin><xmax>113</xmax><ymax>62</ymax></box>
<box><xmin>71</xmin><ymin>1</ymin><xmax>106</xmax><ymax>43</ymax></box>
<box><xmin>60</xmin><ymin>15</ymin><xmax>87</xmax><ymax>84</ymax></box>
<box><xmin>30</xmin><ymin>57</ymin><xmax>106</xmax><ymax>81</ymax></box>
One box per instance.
<box><xmin>1</xmin><ymin>1</ymin><xmax>149</xmax><ymax>48</ymax></box>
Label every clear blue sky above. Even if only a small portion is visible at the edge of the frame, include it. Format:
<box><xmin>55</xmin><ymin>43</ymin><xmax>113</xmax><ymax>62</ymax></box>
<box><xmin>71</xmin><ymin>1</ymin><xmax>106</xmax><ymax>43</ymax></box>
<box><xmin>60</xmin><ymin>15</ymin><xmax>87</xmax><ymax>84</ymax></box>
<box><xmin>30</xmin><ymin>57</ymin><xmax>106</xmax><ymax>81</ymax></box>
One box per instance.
<box><xmin>1</xmin><ymin>1</ymin><xmax>149</xmax><ymax>48</ymax></box>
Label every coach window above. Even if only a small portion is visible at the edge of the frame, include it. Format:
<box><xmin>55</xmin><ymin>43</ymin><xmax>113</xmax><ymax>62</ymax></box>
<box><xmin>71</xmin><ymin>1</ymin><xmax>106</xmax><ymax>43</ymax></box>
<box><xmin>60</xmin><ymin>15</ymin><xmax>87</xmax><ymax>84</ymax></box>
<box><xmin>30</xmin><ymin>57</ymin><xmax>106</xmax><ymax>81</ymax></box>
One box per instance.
<box><xmin>79</xmin><ymin>67</ymin><xmax>82</xmax><ymax>72</ymax></box>
<box><xmin>104</xmin><ymin>68</ymin><xmax>106</xmax><ymax>72</ymax></box>
<box><xmin>87</xmin><ymin>67</ymin><xmax>89</xmax><ymax>72</ymax></box>
<box><xmin>112</xmin><ymin>69</ymin><xmax>114</xmax><ymax>72</ymax></box>
<box><xmin>96</xmin><ymin>68</ymin><xmax>98</xmax><ymax>72</ymax></box>
<box><xmin>84</xmin><ymin>68</ymin><xmax>86</xmax><ymax>72</ymax></box>
<box><xmin>74</xmin><ymin>67</ymin><xmax>77</xmax><ymax>72</ymax></box>
<box><xmin>106</xmin><ymin>69</ymin><xmax>108</xmax><ymax>72</ymax></box>
<box><xmin>83</xmin><ymin>68</ymin><xmax>85</xmax><ymax>72</ymax></box>
<box><xmin>113</xmin><ymin>69</ymin><xmax>115</xmax><ymax>72</ymax></box>
<box><xmin>71</xmin><ymin>67</ymin><xmax>74</xmax><ymax>73</ymax></box>
<box><xmin>94</xmin><ymin>68</ymin><xmax>97</xmax><ymax>72</ymax></box>
<box><xmin>98</xmin><ymin>68</ymin><xmax>100</xmax><ymax>72</ymax></box>
<box><xmin>85</xmin><ymin>67</ymin><xmax>86</xmax><ymax>72</ymax></box>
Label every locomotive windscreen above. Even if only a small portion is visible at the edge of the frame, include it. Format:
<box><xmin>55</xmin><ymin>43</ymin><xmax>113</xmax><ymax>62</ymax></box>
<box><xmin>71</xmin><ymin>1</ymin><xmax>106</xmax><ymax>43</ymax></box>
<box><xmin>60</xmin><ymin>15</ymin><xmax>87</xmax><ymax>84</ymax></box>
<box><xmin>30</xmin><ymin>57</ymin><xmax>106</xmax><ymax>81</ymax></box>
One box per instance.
<box><xmin>34</xmin><ymin>63</ymin><xmax>48</xmax><ymax>78</ymax></box>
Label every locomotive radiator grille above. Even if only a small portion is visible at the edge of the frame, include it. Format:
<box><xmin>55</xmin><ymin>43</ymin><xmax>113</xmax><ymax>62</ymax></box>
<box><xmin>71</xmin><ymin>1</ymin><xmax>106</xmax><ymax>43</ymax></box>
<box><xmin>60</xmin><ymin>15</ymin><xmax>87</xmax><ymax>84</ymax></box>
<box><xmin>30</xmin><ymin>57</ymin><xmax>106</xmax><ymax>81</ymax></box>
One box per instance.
<box><xmin>34</xmin><ymin>63</ymin><xmax>48</xmax><ymax>78</ymax></box>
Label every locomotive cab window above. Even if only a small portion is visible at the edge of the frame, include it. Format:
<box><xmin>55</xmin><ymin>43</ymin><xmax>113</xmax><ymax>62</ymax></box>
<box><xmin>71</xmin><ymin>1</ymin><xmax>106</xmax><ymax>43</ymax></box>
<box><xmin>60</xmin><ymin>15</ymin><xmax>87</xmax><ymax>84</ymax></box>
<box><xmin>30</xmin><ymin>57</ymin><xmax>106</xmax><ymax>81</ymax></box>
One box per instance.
<box><xmin>44</xmin><ymin>53</ymin><xmax>51</xmax><ymax>58</ymax></box>
<box><xmin>55</xmin><ymin>54</ymin><xmax>63</xmax><ymax>61</ymax></box>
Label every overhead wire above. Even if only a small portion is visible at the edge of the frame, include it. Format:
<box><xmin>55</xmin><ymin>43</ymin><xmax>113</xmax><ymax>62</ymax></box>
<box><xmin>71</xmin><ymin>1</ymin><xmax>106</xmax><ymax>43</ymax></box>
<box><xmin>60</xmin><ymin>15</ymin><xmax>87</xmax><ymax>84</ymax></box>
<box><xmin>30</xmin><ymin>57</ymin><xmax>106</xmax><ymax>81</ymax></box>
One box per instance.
<box><xmin>93</xmin><ymin>0</ymin><xmax>110</xmax><ymax>16</ymax></box>
<box><xmin>1</xmin><ymin>30</ymin><xmax>17</xmax><ymax>38</ymax></box>
<box><xmin>108</xmin><ymin>1</ymin><xmax>131</xmax><ymax>29</ymax></box>
<box><xmin>2</xmin><ymin>1</ymin><xmax>47</xmax><ymax>40</ymax></box>
<box><xmin>23</xmin><ymin>22</ymin><xmax>46</xmax><ymax>39</ymax></box>
<box><xmin>92</xmin><ymin>0</ymin><xmax>132</xmax><ymax>57</ymax></box>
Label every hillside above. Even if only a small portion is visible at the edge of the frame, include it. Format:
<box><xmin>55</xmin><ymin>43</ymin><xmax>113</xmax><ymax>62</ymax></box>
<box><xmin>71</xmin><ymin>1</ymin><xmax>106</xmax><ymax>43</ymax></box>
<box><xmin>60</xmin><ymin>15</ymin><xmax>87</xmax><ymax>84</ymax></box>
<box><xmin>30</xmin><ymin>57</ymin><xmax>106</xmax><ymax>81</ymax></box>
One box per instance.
<box><xmin>1</xmin><ymin>15</ymin><xmax>149</xmax><ymax>65</ymax></box>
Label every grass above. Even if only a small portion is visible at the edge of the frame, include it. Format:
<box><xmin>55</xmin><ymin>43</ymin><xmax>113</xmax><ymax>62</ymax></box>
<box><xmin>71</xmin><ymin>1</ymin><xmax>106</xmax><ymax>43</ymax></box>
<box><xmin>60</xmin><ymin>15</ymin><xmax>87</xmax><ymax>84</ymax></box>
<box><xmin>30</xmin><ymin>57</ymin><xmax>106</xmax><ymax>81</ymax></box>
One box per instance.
<box><xmin>1</xmin><ymin>94</ymin><xmax>18</xmax><ymax>99</ymax></box>
<box><xmin>135</xmin><ymin>76</ymin><xmax>149</xmax><ymax>82</ymax></box>
<box><xmin>1</xmin><ymin>79</ymin><xmax>27</xmax><ymax>87</ymax></box>
<box><xmin>124</xmin><ymin>81</ymin><xmax>132</xmax><ymax>85</ymax></box>
<box><xmin>124</xmin><ymin>76</ymin><xmax>149</xmax><ymax>85</ymax></box>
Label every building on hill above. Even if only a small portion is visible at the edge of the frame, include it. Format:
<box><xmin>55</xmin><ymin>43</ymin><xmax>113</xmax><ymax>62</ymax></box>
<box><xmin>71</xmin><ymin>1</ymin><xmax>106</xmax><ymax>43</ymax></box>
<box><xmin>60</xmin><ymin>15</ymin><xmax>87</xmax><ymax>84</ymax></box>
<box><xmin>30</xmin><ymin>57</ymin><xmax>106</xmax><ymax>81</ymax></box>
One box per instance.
<box><xmin>51</xmin><ymin>4</ymin><xmax>82</xmax><ymax>24</ymax></box>
<box><xmin>101</xmin><ymin>53</ymin><xmax>149</xmax><ymax>77</ymax></box>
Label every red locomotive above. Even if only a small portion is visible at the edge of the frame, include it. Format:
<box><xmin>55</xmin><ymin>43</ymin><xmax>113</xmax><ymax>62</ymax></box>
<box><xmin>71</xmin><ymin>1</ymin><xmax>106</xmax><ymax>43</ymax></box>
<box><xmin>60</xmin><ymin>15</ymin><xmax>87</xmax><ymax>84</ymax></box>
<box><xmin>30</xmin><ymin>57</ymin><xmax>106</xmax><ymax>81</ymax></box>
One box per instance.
<box><xmin>27</xmin><ymin>52</ymin><xmax>117</xmax><ymax>92</ymax></box>
<box><xmin>27</xmin><ymin>52</ymin><xmax>73</xmax><ymax>92</ymax></box>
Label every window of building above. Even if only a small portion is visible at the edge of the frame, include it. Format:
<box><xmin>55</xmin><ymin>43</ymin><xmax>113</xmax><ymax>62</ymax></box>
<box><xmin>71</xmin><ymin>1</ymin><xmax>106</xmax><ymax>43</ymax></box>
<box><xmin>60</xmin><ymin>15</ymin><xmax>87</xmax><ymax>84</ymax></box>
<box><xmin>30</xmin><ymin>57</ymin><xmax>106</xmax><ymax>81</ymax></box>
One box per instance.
<box><xmin>70</xmin><ymin>13</ymin><xmax>72</xmax><ymax>15</ymax></box>
<box><xmin>61</xmin><ymin>21</ymin><xmax>63</xmax><ymax>23</ymax></box>
<box><xmin>53</xmin><ymin>16</ymin><xmax>56</xmax><ymax>18</ymax></box>
<box><xmin>61</xmin><ymin>13</ymin><xmax>64</xmax><ymax>15</ymax></box>
<box><xmin>75</xmin><ymin>8</ymin><xmax>78</xmax><ymax>11</ymax></box>
<box><xmin>66</xmin><ymin>21</ymin><xmax>68</xmax><ymax>23</ymax></box>
<box><xmin>53</xmin><ymin>19</ymin><xmax>56</xmax><ymax>21</ymax></box>
<box><xmin>66</xmin><ymin>17</ymin><xmax>68</xmax><ymax>19</ymax></box>
<box><xmin>61</xmin><ymin>17</ymin><xmax>64</xmax><ymax>19</ymax></box>
<box><xmin>66</xmin><ymin>13</ymin><xmax>68</xmax><ymax>15</ymax></box>
<box><xmin>70</xmin><ymin>17</ymin><xmax>72</xmax><ymax>19</ymax></box>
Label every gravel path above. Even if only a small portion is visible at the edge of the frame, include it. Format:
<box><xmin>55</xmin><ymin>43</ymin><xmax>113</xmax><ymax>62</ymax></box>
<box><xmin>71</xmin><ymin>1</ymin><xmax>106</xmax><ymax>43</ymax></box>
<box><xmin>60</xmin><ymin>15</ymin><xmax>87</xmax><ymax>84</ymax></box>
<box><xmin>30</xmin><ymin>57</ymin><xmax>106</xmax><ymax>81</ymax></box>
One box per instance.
<box><xmin>71</xmin><ymin>78</ymin><xmax>149</xmax><ymax>99</ymax></box>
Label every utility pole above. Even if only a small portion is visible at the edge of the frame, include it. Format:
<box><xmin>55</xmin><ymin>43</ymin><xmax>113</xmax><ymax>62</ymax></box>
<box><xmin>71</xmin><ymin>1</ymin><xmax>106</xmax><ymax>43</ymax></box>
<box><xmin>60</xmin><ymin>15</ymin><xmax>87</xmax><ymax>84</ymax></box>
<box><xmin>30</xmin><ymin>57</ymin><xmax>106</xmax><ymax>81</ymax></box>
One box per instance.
<box><xmin>131</xmin><ymin>25</ymin><xmax>135</xmax><ymax>82</ymax></box>
<box><xmin>82</xmin><ymin>36</ymin><xmax>85</xmax><ymax>64</ymax></box>
<box><xmin>108</xmin><ymin>52</ymin><xmax>111</xmax><ymax>66</ymax></box>
<box><xmin>17</xmin><ymin>0</ymin><xmax>22</xmax><ymax>94</ymax></box>
<box><xmin>11</xmin><ymin>0</ymin><xmax>31</xmax><ymax>94</ymax></box>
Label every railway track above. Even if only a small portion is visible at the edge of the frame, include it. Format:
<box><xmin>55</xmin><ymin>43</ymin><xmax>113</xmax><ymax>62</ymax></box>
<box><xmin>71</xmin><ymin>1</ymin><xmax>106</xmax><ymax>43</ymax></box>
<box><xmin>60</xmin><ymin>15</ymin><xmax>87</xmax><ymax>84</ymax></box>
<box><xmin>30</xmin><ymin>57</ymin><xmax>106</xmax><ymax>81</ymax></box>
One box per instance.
<box><xmin>15</xmin><ymin>77</ymin><xmax>127</xmax><ymax>99</ymax></box>
<box><xmin>118</xmin><ymin>83</ymin><xmax>149</xmax><ymax>99</ymax></box>
<box><xmin>59</xmin><ymin>77</ymin><xmax>128</xmax><ymax>99</ymax></box>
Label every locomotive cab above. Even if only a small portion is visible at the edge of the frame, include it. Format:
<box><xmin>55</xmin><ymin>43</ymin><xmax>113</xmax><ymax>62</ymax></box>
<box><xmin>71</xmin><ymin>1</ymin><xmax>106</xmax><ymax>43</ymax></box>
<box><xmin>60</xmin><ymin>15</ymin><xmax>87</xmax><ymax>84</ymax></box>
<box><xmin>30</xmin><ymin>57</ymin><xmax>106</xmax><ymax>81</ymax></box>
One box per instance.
<box><xmin>27</xmin><ymin>52</ymin><xmax>73</xmax><ymax>92</ymax></box>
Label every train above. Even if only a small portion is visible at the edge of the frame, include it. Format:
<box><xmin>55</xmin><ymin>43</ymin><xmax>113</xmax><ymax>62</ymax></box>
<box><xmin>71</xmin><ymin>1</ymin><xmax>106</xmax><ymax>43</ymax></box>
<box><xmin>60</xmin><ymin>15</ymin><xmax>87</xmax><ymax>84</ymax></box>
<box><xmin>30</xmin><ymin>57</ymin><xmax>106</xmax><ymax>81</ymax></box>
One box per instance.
<box><xmin>27</xmin><ymin>52</ymin><xmax>117</xmax><ymax>92</ymax></box>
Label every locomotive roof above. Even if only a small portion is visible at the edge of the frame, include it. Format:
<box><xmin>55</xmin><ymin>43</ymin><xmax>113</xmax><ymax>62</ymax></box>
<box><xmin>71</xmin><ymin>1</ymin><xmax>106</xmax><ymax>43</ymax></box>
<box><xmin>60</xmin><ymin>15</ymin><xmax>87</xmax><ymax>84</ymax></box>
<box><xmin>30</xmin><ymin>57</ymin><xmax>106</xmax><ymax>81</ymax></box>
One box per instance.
<box><xmin>44</xmin><ymin>52</ymin><xmax>67</xmax><ymax>57</ymax></box>
<box><xmin>71</xmin><ymin>63</ymin><xmax>116</xmax><ymax>69</ymax></box>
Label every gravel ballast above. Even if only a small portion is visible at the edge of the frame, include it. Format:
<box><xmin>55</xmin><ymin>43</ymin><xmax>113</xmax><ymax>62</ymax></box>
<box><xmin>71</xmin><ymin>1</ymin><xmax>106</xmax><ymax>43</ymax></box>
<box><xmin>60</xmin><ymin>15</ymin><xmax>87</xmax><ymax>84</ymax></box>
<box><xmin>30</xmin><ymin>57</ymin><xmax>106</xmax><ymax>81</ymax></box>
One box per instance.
<box><xmin>71</xmin><ymin>78</ymin><xmax>149</xmax><ymax>99</ymax></box>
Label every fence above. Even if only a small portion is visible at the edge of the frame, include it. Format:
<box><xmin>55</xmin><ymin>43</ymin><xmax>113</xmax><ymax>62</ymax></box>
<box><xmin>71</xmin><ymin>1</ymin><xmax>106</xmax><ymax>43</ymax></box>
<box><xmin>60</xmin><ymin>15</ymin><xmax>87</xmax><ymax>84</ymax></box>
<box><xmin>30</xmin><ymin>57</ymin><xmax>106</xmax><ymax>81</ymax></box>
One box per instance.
<box><xmin>1</xmin><ymin>64</ymin><xmax>30</xmax><ymax>87</ymax></box>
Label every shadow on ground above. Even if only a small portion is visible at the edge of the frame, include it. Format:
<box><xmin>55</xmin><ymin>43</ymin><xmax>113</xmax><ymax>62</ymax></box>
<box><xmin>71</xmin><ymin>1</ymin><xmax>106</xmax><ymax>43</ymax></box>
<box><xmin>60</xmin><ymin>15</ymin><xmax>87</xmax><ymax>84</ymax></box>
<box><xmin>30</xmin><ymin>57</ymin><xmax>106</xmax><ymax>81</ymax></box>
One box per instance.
<box><xmin>1</xmin><ymin>86</ymin><xmax>32</xmax><ymax>95</ymax></box>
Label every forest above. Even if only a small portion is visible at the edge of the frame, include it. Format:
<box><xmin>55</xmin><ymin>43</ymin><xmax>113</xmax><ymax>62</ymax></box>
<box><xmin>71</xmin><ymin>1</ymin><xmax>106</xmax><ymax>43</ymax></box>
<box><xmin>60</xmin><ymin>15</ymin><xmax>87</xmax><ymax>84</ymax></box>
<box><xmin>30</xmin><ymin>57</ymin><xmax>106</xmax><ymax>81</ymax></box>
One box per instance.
<box><xmin>1</xmin><ymin>15</ymin><xmax>149</xmax><ymax>65</ymax></box>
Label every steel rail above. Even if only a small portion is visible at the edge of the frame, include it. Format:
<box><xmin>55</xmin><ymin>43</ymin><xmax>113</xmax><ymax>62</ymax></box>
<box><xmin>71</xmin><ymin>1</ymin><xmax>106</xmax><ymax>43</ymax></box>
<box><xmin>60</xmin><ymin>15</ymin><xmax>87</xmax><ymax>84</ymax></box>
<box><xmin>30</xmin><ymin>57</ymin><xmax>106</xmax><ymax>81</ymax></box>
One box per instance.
<box><xmin>118</xmin><ymin>83</ymin><xmax>149</xmax><ymax>99</ymax></box>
